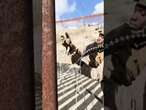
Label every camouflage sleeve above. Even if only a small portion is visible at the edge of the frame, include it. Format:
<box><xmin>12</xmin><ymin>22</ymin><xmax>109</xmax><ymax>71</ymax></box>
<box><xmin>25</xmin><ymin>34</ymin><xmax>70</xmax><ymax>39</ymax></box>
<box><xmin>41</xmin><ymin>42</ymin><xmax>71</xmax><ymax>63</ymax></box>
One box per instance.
<box><xmin>110</xmin><ymin>48</ymin><xmax>134</xmax><ymax>86</ymax></box>
<box><xmin>104</xmin><ymin>23</ymin><xmax>134</xmax><ymax>86</ymax></box>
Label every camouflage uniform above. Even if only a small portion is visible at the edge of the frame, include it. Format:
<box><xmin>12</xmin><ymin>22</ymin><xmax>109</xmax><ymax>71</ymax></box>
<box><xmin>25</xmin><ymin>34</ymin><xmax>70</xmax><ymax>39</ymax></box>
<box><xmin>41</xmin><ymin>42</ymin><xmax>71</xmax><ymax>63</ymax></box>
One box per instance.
<box><xmin>104</xmin><ymin>23</ymin><xmax>135</xmax><ymax>86</ymax></box>
<box><xmin>103</xmin><ymin>23</ymin><xmax>132</xmax><ymax>110</ymax></box>
<box><xmin>104</xmin><ymin>23</ymin><xmax>146</xmax><ymax>110</ymax></box>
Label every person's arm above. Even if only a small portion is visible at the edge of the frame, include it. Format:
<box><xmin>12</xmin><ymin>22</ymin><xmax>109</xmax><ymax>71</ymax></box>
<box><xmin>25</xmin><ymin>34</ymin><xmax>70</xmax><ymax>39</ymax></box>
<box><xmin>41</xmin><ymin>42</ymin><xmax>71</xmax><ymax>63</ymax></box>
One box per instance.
<box><xmin>104</xmin><ymin>23</ymin><xmax>134</xmax><ymax>86</ymax></box>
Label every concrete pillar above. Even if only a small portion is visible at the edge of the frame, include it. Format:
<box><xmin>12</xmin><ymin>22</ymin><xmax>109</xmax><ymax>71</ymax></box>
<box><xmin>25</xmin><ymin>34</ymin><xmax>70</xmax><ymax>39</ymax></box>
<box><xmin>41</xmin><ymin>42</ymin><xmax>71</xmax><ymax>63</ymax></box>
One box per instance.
<box><xmin>0</xmin><ymin>0</ymin><xmax>35</xmax><ymax>110</ymax></box>
<box><xmin>42</xmin><ymin>0</ymin><xmax>58</xmax><ymax>110</ymax></box>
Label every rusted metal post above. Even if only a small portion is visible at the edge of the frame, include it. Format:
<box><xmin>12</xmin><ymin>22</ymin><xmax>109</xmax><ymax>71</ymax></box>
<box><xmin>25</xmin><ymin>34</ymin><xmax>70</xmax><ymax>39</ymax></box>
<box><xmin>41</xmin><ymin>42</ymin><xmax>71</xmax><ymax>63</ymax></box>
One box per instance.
<box><xmin>42</xmin><ymin>0</ymin><xmax>58</xmax><ymax>110</ymax></box>
<box><xmin>0</xmin><ymin>0</ymin><xmax>35</xmax><ymax>110</ymax></box>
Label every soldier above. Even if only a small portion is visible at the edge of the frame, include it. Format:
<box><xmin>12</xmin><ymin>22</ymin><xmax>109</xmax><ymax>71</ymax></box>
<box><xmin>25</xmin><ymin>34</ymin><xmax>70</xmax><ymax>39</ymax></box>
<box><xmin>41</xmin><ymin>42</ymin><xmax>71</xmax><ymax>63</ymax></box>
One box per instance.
<box><xmin>85</xmin><ymin>30</ymin><xmax>104</xmax><ymax>68</ymax></box>
<box><xmin>60</xmin><ymin>30</ymin><xmax>104</xmax><ymax>80</ymax></box>
<box><xmin>104</xmin><ymin>0</ymin><xmax>146</xmax><ymax>110</ymax></box>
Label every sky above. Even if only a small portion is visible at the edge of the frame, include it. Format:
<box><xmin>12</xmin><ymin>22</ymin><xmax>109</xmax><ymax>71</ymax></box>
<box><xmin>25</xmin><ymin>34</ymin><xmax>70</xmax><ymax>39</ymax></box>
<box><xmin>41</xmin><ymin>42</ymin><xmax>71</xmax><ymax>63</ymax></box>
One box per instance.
<box><xmin>55</xmin><ymin>0</ymin><xmax>103</xmax><ymax>21</ymax></box>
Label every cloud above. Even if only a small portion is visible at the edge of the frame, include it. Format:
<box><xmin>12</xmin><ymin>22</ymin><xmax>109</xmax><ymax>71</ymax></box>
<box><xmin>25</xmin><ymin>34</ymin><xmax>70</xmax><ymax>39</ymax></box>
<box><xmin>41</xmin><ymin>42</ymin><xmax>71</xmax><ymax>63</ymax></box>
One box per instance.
<box><xmin>70</xmin><ymin>2</ymin><xmax>76</xmax><ymax>12</ymax></box>
<box><xmin>92</xmin><ymin>1</ymin><xmax>104</xmax><ymax>14</ymax></box>
<box><xmin>55</xmin><ymin>0</ymin><xmax>76</xmax><ymax>20</ymax></box>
